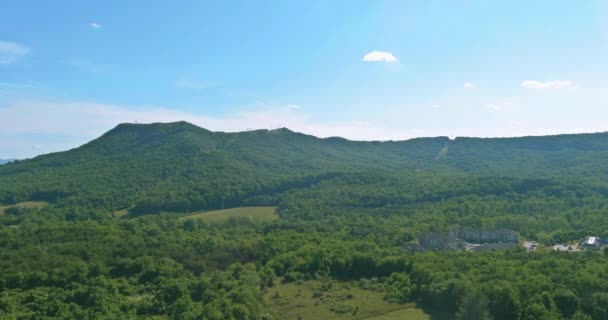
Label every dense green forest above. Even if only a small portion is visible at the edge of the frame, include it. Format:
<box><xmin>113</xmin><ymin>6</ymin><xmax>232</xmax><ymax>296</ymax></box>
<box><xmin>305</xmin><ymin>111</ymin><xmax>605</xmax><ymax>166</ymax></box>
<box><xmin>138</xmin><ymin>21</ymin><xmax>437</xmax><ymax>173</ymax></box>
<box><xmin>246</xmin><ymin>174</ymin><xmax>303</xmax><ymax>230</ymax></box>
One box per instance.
<box><xmin>1</xmin><ymin>122</ymin><xmax>608</xmax><ymax>319</ymax></box>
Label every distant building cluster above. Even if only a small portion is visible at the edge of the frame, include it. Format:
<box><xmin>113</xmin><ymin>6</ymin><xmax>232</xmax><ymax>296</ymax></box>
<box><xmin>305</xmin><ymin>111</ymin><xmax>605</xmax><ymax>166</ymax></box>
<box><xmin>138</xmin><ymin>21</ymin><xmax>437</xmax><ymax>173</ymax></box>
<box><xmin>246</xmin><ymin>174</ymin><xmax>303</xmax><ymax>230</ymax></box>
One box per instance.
<box><xmin>553</xmin><ymin>236</ymin><xmax>605</xmax><ymax>252</ymax></box>
<box><xmin>406</xmin><ymin>229</ymin><xmax>608</xmax><ymax>253</ymax></box>
<box><xmin>408</xmin><ymin>228</ymin><xmax>520</xmax><ymax>252</ymax></box>
<box><xmin>450</xmin><ymin>228</ymin><xmax>519</xmax><ymax>244</ymax></box>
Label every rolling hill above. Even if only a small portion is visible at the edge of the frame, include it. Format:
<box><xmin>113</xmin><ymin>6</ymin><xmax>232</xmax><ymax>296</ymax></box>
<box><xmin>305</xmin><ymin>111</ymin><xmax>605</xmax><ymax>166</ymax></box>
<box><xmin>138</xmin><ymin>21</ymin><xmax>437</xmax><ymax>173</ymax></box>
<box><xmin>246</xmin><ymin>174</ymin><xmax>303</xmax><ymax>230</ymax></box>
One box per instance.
<box><xmin>2</xmin><ymin>122</ymin><xmax>608</xmax><ymax>320</ymax></box>
<box><xmin>1</xmin><ymin>121</ymin><xmax>608</xmax><ymax>214</ymax></box>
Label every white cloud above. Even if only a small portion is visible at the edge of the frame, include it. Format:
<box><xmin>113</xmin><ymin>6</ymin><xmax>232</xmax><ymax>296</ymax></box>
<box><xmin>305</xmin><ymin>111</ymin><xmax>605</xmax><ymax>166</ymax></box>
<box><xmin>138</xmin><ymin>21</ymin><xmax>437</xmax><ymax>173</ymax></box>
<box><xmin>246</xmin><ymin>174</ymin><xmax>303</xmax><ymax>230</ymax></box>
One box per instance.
<box><xmin>286</xmin><ymin>104</ymin><xmax>301</xmax><ymax>110</ymax></box>
<box><xmin>175</xmin><ymin>78</ymin><xmax>218</xmax><ymax>90</ymax></box>
<box><xmin>0</xmin><ymin>40</ymin><xmax>29</xmax><ymax>65</ymax></box>
<box><xmin>485</xmin><ymin>101</ymin><xmax>512</xmax><ymax>112</ymax></box>
<box><xmin>464</xmin><ymin>82</ymin><xmax>475</xmax><ymax>89</ymax></box>
<box><xmin>485</xmin><ymin>103</ymin><xmax>503</xmax><ymax>111</ymax></box>
<box><xmin>0</xmin><ymin>41</ymin><xmax>29</xmax><ymax>55</ymax></box>
<box><xmin>64</xmin><ymin>59</ymin><xmax>118</xmax><ymax>75</ymax></box>
<box><xmin>520</xmin><ymin>80</ymin><xmax>574</xmax><ymax>90</ymax></box>
<box><xmin>0</xmin><ymin>82</ymin><xmax>37</xmax><ymax>89</ymax></box>
<box><xmin>89</xmin><ymin>23</ymin><xmax>102</xmax><ymax>29</ymax></box>
<box><xmin>362</xmin><ymin>51</ymin><xmax>398</xmax><ymax>63</ymax></box>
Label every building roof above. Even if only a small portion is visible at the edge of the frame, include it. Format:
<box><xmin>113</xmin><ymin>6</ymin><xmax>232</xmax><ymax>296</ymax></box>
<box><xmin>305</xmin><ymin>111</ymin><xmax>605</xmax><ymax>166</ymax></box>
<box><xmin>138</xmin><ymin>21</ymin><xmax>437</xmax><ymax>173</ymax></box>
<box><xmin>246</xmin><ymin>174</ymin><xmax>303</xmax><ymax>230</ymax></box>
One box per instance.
<box><xmin>583</xmin><ymin>236</ymin><xmax>600</xmax><ymax>246</ymax></box>
<box><xmin>456</xmin><ymin>227</ymin><xmax>519</xmax><ymax>235</ymax></box>
<box><xmin>471</xmin><ymin>242</ymin><xmax>517</xmax><ymax>252</ymax></box>
<box><xmin>402</xmin><ymin>243</ymin><xmax>424</xmax><ymax>252</ymax></box>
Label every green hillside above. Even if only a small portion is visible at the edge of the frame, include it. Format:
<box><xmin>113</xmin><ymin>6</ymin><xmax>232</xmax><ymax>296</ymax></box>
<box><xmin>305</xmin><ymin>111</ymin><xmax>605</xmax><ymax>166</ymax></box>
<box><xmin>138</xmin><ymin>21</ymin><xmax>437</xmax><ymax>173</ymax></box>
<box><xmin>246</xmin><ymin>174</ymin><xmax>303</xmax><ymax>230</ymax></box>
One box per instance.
<box><xmin>179</xmin><ymin>206</ymin><xmax>278</xmax><ymax>223</ymax></box>
<box><xmin>2</xmin><ymin>121</ymin><xmax>608</xmax><ymax>215</ymax></box>
<box><xmin>0</xmin><ymin>201</ymin><xmax>48</xmax><ymax>215</ymax></box>
<box><xmin>1</xmin><ymin>122</ymin><xmax>608</xmax><ymax>319</ymax></box>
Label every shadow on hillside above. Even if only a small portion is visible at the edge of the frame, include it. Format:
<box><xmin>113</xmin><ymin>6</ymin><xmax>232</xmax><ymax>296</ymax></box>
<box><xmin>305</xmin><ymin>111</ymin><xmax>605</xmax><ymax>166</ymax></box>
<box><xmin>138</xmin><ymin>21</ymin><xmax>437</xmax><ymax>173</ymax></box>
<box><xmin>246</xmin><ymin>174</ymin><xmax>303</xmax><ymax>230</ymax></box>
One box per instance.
<box><xmin>420</xmin><ymin>306</ymin><xmax>450</xmax><ymax>320</ymax></box>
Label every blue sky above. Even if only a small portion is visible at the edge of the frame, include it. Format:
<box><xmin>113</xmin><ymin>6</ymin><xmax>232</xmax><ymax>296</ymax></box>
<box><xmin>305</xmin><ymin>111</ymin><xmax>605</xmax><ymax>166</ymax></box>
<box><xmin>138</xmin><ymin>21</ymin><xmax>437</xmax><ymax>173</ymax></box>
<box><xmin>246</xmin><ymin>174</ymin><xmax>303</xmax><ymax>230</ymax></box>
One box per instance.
<box><xmin>1</xmin><ymin>0</ymin><xmax>608</xmax><ymax>158</ymax></box>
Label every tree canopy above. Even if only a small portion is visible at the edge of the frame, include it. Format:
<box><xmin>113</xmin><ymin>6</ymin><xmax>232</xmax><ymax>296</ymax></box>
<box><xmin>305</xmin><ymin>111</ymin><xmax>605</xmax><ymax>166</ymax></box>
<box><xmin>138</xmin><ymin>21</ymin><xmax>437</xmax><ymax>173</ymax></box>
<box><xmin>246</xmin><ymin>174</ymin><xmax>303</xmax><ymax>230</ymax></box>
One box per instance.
<box><xmin>1</xmin><ymin>122</ymin><xmax>607</xmax><ymax>319</ymax></box>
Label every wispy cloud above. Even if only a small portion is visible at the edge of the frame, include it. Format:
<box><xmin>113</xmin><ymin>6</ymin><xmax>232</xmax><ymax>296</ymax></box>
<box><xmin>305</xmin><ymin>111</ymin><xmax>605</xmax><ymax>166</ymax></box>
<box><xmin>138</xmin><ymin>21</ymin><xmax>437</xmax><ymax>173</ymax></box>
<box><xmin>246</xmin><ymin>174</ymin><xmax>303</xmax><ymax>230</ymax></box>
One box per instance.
<box><xmin>362</xmin><ymin>51</ymin><xmax>398</xmax><ymax>63</ymax></box>
<box><xmin>520</xmin><ymin>80</ymin><xmax>574</xmax><ymax>90</ymax></box>
<box><xmin>464</xmin><ymin>82</ymin><xmax>475</xmax><ymax>89</ymax></box>
<box><xmin>286</xmin><ymin>104</ymin><xmax>301</xmax><ymax>110</ymax></box>
<box><xmin>485</xmin><ymin>103</ymin><xmax>503</xmax><ymax>111</ymax></box>
<box><xmin>485</xmin><ymin>101</ymin><xmax>512</xmax><ymax>112</ymax></box>
<box><xmin>89</xmin><ymin>22</ymin><xmax>102</xmax><ymax>29</ymax></box>
<box><xmin>0</xmin><ymin>82</ymin><xmax>37</xmax><ymax>89</ymax></box>
<box><xmin>175</xmin><ymin>78</ymin><xmax>219</xmax><ymax>90</ymax></box>
<box><xmin>0</xmin><ymin>40</ymin><xmax>29</xmax><ymax>65</ymax></box>
<box><xmin>64</xmin><ymin>59</ymin><xmax>117</xmax><ymax>75</ymax></box>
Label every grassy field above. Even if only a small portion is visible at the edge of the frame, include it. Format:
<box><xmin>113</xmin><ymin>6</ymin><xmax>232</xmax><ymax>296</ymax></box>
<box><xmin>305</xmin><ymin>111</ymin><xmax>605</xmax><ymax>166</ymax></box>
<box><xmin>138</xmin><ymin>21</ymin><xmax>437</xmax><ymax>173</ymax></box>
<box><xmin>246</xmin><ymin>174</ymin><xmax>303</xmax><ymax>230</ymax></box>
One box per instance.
<box><xmin>263</xmin><ymin>280</ymin><xmax>430</xmax><ymax>320</ymax></box>
<box><xmin>179</xmin><ymin>206</ymin><xmax>278</xmax><ymax>223</ymax></box>
<box><xmin>366</xmin><ymin>308</ymin><xmax>431</xmax><ymax>320</ymax></box>
<box><xmin>113</xmin><ymin>206</ymin><xmax>134</xmax><ymax>218</ymax></box>
<box><xmin>0</xmin><ymin>201</ymin><xmax>49</xmax><ymax>215</ymax></box>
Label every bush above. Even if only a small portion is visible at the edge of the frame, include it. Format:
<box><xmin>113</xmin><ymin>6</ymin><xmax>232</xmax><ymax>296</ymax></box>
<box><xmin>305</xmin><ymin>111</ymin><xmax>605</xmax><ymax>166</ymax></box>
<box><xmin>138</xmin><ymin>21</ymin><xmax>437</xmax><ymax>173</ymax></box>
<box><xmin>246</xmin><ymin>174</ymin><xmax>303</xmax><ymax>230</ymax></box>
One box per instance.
<box><xmin>282</xmin><ymin>272</ymin><xmax>303</xmax><ymax>283</ymax></box>
<box><xmin>312</xmin><ymin>290</ymin><xmax>323</xmax><ymax>298</ymax></box>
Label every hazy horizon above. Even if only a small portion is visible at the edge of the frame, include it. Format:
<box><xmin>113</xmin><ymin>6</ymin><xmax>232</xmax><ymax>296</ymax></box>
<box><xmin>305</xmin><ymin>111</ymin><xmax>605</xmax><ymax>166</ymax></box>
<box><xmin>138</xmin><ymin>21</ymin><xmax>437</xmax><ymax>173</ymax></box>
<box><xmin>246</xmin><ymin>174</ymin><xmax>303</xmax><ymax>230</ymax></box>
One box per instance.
<box><xmin>5</xmin><ymin>120</ymin><xmax>608</xmax><ymax>160</ymax></box>
<box><xmin>2</xmin><ymin>1</ymin><xmax>608</xmax><ymax>158</ymax></box>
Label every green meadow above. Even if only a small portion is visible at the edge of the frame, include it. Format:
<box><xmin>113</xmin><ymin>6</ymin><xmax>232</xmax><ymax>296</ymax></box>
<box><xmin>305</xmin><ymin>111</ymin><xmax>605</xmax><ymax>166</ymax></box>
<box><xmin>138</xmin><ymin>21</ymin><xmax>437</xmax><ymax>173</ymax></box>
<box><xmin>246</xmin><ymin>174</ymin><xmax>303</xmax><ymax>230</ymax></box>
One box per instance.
<box><xmin>264</xmin><ymin>280</ymin><xmax>430</xmax><ymax>320</ymax></box>
<box><xmin>179</xmin><ymin>206</ymin><xmax>278</xmax><ymax>223</ymax></box>
<box><xmin>0</xmin><ymin>201</ymin><xmax>48</xmax><ymax>215</ymax></box>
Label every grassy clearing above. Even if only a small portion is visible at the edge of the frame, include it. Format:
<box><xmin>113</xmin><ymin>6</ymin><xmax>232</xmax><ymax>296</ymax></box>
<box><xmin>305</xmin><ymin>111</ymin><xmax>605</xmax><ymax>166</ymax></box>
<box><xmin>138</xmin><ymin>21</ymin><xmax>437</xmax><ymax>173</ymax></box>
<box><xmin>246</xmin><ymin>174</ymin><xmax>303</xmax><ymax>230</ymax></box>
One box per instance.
<box><xmin>0</xmin><ymin>201</ymin><xmax>49</xmax><ymax>215</ymax></box>
<box><xmin>263</xmin><ymin>280</ymin><xmax>430</xmax><ymax>320</ymax></box>
<box><xmin>365</xmin><ymin>307</ymin><xmax>431</xmax><ymax>320</ymax></box>
<box><xmin>113</xmin><ymin>206</ymin><xmax>133</xmax><ymax>218</ymax></box>
<box><xmin>178</xmin><ymin>206</ymin><xmax>278</xmax><ymax>223</ymax></box>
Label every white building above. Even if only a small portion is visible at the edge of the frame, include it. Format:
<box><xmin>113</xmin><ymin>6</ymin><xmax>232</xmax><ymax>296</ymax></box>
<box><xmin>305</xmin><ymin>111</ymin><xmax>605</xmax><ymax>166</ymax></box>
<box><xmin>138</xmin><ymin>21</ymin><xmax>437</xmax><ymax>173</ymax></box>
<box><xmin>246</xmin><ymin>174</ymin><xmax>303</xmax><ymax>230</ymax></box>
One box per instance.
<box><xmin>581</xmin><ymin>236</ymin><xmax>601</xmax><ymax>250</ymax></box>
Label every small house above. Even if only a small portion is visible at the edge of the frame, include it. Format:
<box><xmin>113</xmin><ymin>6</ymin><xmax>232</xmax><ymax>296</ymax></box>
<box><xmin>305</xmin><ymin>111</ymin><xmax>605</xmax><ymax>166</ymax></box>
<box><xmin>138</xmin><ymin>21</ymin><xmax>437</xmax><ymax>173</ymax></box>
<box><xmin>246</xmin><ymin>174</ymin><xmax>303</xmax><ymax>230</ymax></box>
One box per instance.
<box><xmin>581</xmin><ymin>236</ymin><xmax>601</xmax><ymax>250</ymax></box>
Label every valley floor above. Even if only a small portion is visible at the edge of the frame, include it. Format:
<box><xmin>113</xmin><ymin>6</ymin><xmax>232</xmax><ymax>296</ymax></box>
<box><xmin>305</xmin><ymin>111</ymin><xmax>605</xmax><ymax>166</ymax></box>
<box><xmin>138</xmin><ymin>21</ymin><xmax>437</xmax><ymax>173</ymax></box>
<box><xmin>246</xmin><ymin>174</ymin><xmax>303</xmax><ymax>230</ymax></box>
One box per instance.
<box><xmin>264</xmin><ymin>280</ymin><xmax>431</xmax><ymax>320</ymax></box>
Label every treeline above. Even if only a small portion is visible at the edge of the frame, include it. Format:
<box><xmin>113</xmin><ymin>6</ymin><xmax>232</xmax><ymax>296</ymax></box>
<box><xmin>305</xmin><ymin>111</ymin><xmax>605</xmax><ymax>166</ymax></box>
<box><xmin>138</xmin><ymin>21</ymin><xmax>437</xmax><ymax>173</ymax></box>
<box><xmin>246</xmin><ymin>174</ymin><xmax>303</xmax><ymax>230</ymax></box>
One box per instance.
<box><xmin>4</xmin><ymin>121</ymin><xmax>608</xmax><ymax>214</ymax></box>
<box><xmin>265</xmin><ymin>243</ymin><xmax>608</xmax><ymax>319</ymax></box>
<box><xmin>1</xmin><ymin>204</ymin><xmax>608</xmax><ymax>319</ymax></box>
<box><xmin>3</xmin><ymin>123</ymin><xmax>608</xmax><ymax>318</ymax></box>
<box><xmin>0</xmin><ymin>257</ymin><xmax>265</xmax><ymax>319</ymax></box>
<box><xmin>129</xmin><ymin>172</ymin><xmax>344</xmax><ymax>215</ymax></box>
<box><xmin>0</xmin><ymin>209</ymin><xmax>272</xmax><ymax>319</ymax></box>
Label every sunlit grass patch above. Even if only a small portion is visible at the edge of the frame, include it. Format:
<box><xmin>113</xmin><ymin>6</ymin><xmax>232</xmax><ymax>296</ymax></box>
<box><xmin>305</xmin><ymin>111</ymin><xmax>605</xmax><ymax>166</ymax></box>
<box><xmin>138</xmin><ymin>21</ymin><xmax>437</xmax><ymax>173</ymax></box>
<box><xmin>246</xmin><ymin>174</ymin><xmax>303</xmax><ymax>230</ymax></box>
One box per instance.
<box><xmin>0</xmin><ymin>201</ymin><xmax>49</xmax><ymax>215</ymax></box>
<box><xmin>179</xmin><ymin>206</ymin><xmax>278</xmax><ymax>223</ymax></box>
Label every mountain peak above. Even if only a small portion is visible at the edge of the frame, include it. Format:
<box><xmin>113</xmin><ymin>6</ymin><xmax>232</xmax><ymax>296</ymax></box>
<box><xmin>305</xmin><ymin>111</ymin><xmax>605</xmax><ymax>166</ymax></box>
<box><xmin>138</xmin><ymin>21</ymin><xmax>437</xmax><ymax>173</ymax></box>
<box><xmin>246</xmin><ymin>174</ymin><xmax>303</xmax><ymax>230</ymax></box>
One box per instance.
<box><xmin>110</xmin><ymin>121</ymin><xmax>203</xmax><ymax>132</ymax></box>
<box><xmin>269</xmin><ymin>127</ymin><xmax>294</xmax><ymax>133</ymax></box>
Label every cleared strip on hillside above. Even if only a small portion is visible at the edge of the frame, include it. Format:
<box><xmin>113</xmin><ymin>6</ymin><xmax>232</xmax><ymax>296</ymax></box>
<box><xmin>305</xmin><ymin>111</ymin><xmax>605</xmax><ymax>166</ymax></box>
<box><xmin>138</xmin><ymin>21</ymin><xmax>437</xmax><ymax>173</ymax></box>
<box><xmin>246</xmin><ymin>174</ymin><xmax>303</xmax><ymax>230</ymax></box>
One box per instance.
<box><xmin>179</xmin><ymin>206</ymin><xmax>278</xmax><ymax>223</ymax></box>
<box><xmin>0</xmin><ymin>201</ymin><xmax>49</xmax><ymax>215</ymax></box>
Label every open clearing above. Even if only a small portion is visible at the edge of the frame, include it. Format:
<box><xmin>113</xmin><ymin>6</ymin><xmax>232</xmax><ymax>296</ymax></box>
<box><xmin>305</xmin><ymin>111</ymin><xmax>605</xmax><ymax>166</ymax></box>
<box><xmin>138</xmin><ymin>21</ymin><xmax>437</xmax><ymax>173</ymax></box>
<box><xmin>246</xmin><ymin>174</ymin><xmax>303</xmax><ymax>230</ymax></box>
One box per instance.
<box><xmin>113</xmin><ymin>206</ymin><xmax>134</xmax><ymax>218</ymax></box>
<box><xmin>366</xmin><ymin>308</ymin><xmax>431</xmax><ymax>320</ymax></box>
<box><xmin>179</xmin><ymin>206</ymin><xmax>278</xmax><ymax>223</ymax></box>
<box><xmin>0</xmin><ymin>201</ymin><xmax>49</xmax><ymax>215</ymax></box>
<box><xmin>264</xmin><ymin>280</ymin><xmax>430</xmax><ymax>320</ymax></box>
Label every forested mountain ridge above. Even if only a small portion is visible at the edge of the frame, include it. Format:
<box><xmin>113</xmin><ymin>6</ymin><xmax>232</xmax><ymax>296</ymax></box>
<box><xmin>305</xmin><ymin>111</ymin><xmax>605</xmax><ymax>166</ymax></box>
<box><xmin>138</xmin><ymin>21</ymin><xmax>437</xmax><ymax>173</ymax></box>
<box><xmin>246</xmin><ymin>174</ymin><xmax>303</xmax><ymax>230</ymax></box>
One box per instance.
<box><xmin>3</xmin><ymin>121</ymin><xmax>608</xmax><ymax>319</ymax></box>
<box><xmin>2</xmin><ymin>121</ymin><xmax>608</xmax><ymax>214</ymax></box>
